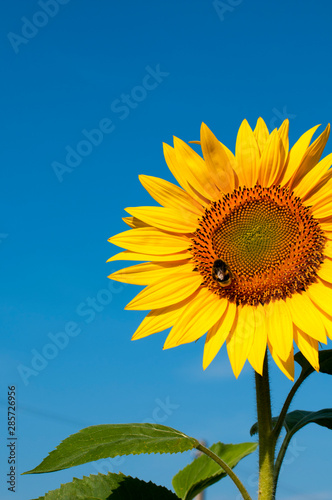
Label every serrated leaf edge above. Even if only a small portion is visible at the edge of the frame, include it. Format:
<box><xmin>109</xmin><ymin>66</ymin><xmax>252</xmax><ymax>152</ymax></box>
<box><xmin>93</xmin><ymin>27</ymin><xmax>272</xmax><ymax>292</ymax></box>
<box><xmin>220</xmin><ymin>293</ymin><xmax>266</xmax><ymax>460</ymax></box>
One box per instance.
<box><xmin>25</xmin><ymin>424</ymin><xmax>199</xmax><ymax>474</ymax></box>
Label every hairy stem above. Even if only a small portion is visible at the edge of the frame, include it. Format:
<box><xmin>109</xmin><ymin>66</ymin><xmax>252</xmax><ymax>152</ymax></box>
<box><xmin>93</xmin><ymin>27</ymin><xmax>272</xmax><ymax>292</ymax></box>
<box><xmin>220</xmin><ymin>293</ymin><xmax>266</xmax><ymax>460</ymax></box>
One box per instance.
<box><xmin>196</xmin><ymin>443</ymin><xmax>253</xmax><ymax>500</ymax></box>
<box><xmin>273</xmin><ymin>430</ymin><xmax>293</xmax><ymax>497</ymax></box>
<box><xmin>272</xmin><ymin>370</ymin><xmax>306</xmax><ymax>442</ymax></box>
<box><xmin>255</xmin><ymin>353</ymin><xmax>275</xmax><ymax>500</ymax></box>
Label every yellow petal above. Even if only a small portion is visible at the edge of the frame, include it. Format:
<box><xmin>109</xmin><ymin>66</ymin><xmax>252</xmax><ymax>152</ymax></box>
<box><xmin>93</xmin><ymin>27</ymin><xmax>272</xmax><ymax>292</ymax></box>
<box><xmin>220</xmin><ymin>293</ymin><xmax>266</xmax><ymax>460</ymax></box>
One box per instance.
<box><xmin>247</xmin><ymin>304</ymin><xmax>267</xmax><ymax>375</ymax></box>
<box><xmin>281</xmin><ymin>125</ymin><xmax>320</xmax><ymax>186</ymax></box>
<box><xmin>107</xmin><ymin>249</ymin><xmax>192</xmax><ymax>263</ymax></box>
<box><xmin>289</xmin><ymin>125</ymin><xmax>330</xmax><ymax>190</ymax></box>
<box><xmin>324</xmin><ymin>240</ymin><xmax>332</xmax><ymax>259</ymax></box>
<box><xmin>317</xmin><ymin>257</ymin><xmax>332</xmax><ymax>283</ymax></box>
<box><xmin>139</xmin><ymin>175</ymin><xmax>203</xmax><ymax>215</ymax></box>
<box><xmin>320</xmin><ymin>221</ymin><xmax>332</xmax><ymax>233</ymax></box>
<box><xmin>173</xmin><ymin>137</ymin><xmax>220</xmax><ymax>200</ymax></box>
<box><xmin>203</xmin><ymin>302</ymin><xmax>237</xmax><ymax>369</ymax></box>
<box><xmin>293</xmin><ymin>327</ymin><xmax>319</xmax><ymax>372</ymax></box>
<box><xmin>122</xmin><ymin>217</ymin><xmax>149</xmax><ymax>229</ymax></box>
<box><xmin>222</xmin><ymin>144</ymin><xmax>239</xmax><ymax>186</ymax></box>
<box><xmin>164</xmin><ymin>287</ymin><xmax>228</xmax><ymax>348</ymax></box>
<box><xmin>321</xmin><ymin>222</ymin><xmax>332</xmax><ymax>232</ymax></box>
<box><xmin>306</xmin><ymin>279</ymin><xmax>332</xmax><ymax>317</ymax></box>
<box><xmin>108</xmin><ymin>227</ymin><xmax>189</xmax><ymax>254</ymax></box>
<box><xmin>285</xmin><ymin>293</ymin><xmax>326</xmax><ymax>343</ymax></box>
<box><xmin>226</xmin><ymin>305</ymin><xmax>255</xmax><ymax>378</ymax></box>
<box><xmin>125</xmin><ymin>271</ymin><xmax>202</xmax><ymax>310</ymax></box>
<box><xmin>125</xmin><ymin>206</ymin><xmax>198</xmax><ymax>233</ymax></box>
<box><xmin>200</xmin><ymin>123</ymin><xmax>235</xmax><ymax>193</ymax></box>
<box><xmin>108</xmin><ymin>261</ymin><xmax>193</xmax><ymax>285</ymax></box>
<box><xmin>253</xmin><ymin>117</ymin><xmax>270</xmax><ymax>154</ymax></box>
<box><xmin>163</xmin><ymin>142</ymin><xmax>210</xmax><ymax>206</ymax></box>
<box><xmin>294</xmin><ymin>152</ymin><xmax>332</xmax><ymax>201</ymax></box>
<box><xmin>188</xmin><ymin>137</ymin><xmax>239</xmax><ymax>187</ymax></box>
<box><xmin>309</xmin><ymin>193</ymin><xmax>332</xmax><ymax>219</ymax></box>
<box><xmin>273</xmin><ymin>121</ymin><xmax>290</xmax><ymax>185</ymax></box>
<box><xmin>235</xmin><ymin>119</ymin><xmax>260</xmax><ymax>187</ymax></box>
<box><xmin>266</xmin><ymin>299</ymin><xmax>293</xmax><ymax>361</ymax></box>
<box><xmin>268</xmin><ymin>340</ymin><xmax>294</xmax><ymax>381</ymax></box>
<box><xmin>278</xmin><ymin>119</ymin><xmax>290</xmax><ymax>157</ymax></box>
<box><xmin>258</xmin><ymin>129</ymin><xmax>286</xmax><ymax>187</ymax></box>
<box><xmin>302</xmin><ymin>169</ymin><xmax>332</xmax><ymax>203</ymax></box>
<box><xmin>315</xmin><ymin>306</ymin><xmax>332</xmax><ymax>340</ymax></box>
<box><xmin>132</xmin><ymin>293</ymin><xmax>197</xmax><ymax>340</ymax></box>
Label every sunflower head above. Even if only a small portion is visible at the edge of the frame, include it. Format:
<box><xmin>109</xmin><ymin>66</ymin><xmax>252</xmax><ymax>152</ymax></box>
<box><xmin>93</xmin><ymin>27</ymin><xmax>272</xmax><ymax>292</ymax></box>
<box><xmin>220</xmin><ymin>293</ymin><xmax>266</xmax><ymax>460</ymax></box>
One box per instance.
<box><xmin>108</xmin><ymin>118</ymin><xmax>332</xmax><ymax>380</ymax></box>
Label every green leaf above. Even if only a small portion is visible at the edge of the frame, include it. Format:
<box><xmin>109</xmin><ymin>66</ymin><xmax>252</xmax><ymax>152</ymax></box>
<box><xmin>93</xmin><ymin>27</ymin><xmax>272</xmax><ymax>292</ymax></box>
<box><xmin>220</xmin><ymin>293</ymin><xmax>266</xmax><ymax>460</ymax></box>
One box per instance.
<box><xmin>32</xmin><ymin>472</ymin><xmax>178</xmax><ymax>499</ymax></box>
<box><xmin>251</xmin><ymin>350</ymin><xmax>332</xmax><ymax>437</ymax></box>
<box><xmin>294</xmin><ymin>349</ymin><xmax>332</xmax><ymax>377</ymax></box>
<box><xmin>250</xmin><ymin>423</ymin><xmax>257</xmax><ymax>436</ymax></box>
<box><xmin>317</xmin><ymin>350</ymin><xmax>332</xmax><ymax>375</ymax></box>
<box><xmin>172</xmin><ymin>442</ymin><xmax>257</xmax><ymax>500</ymax></box>
<box><xmin>282</xmin><ymin>409</ymin><xmax>332</xmax><ymax>434</ymax></box>
<box><xmin>25</xmin><ymin>424</ymin><xmax>199</xmax><ymax>474</ymax></box>
<box><xmin>294</xmin><ymin>351</ymin><xmax>313</xmax><ymax>375</ymax></box>
<box><xmin>250</xmin><ymin>408</ymin><xmax>332</xmax><ymax>437</ymax></box>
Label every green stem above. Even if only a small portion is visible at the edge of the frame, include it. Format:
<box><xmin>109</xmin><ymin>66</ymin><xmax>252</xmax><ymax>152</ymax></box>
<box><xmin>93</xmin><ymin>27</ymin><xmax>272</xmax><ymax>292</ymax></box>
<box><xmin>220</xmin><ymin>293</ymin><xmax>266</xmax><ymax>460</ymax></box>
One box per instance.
<box><xmin>272</xmin><ymin>369</ymin><xmax>306</xmax><ymax>442</ymax></box>
<box><xmin>273</xmin><ymin>431</ymin><xmax>293</xmax><ymax>497</ymax></box>
<box><xmin>255</xmin><ymin>353</ymin><xmax>275</xmax><ymax>500</ymax></box>
<box><xmin>196</xmin><ymin>443</ymin><xmax>253</xmax><ymax>500</ymax></box>
<box><xmin>271</xmin><ymin>368</ymin><xmax>308</xmax><ymax>498</ymax></box>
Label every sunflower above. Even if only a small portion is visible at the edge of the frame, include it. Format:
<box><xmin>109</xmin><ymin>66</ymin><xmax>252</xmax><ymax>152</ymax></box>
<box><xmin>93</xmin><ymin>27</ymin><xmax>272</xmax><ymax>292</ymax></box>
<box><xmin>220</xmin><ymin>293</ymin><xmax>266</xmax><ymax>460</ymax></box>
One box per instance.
<box><xmin>108</xmin><ymin>118</ymin><xmax>332</xmax><ymax>380</ymax></box>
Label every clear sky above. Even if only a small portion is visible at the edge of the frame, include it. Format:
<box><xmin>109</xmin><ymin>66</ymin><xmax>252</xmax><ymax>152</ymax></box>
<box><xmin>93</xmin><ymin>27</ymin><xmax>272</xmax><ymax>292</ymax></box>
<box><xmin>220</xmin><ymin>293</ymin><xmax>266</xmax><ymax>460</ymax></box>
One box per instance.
<box><xmin>1</xmin><ymin>1</ymin><xmax>332</xmax><ymax>499</ymax></box>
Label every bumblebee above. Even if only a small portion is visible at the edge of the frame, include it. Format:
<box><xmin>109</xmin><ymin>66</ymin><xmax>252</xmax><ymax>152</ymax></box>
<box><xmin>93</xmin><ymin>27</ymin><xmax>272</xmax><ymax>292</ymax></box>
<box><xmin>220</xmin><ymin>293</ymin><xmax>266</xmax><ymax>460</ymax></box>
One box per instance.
<box><xmin>211</xmin><ymin>259</ymin><xmax>232</xmax><ymax>287</ymax></box>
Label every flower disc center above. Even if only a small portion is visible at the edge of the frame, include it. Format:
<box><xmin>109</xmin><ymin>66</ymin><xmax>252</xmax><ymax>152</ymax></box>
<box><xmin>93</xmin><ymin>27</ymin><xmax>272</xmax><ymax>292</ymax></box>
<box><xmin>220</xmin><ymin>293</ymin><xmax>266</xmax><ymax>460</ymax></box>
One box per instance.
<box><xmin>191</xmin><ymin>185</ymin><xmax>326</xmax><ymax>305</ymax></box>
<box><xmin>212</xmin><ymin>200</ymin><xmax>298</xmax><ymax>277</ymax></box>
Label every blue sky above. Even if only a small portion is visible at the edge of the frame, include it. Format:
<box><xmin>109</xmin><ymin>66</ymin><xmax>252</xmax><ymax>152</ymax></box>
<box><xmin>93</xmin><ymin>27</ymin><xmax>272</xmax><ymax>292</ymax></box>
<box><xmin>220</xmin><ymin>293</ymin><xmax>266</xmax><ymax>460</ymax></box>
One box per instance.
<box><xmin>1</xmin><ymin>1</ymin><xmax>332</xmax><ymax>499</ymax></box>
